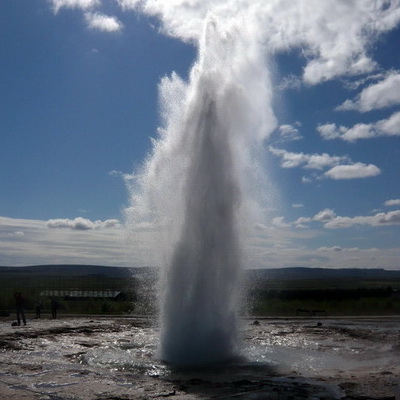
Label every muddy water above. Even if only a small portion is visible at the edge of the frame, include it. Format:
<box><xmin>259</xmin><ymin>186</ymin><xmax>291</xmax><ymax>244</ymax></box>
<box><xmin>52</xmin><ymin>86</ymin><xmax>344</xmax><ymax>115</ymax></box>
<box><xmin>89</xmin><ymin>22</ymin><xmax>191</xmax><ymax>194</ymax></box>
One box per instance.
<box><xmin>0</xmin><ymin>316</ymin><xmax>399</xmax><ymax>399</ymax></box>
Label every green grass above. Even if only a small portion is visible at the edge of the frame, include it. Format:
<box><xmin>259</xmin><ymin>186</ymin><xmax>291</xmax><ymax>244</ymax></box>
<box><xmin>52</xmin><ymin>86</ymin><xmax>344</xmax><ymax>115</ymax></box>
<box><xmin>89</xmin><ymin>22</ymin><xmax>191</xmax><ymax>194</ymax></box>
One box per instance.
<box><xmin>1</xmin><ymin>270</ymin><xmax>400</xmax><ymax>317</ymax></box>
<box><xmin>249</xmin><ymin>297</ymin><xmax>400</xmax><ymax>316</ymax></box>
<box><xmin>0</xmin><ymin>273</ymin><xmax>139</xmax><ymax>315</ymax></box>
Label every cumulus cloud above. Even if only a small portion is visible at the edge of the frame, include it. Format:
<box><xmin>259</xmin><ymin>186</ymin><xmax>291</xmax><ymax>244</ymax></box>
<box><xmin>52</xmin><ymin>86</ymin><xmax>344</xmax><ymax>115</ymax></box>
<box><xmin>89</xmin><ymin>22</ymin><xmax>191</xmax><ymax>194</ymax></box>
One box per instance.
<box><xmin>385</xmin><ymin>199</ymin><xmax>400</xmax><ymax>207</ymax></box>
<box><xmin>49</xmin><ymin>0</ymin><xmax>123</xmax><ymax>33</ymax></box>
<box><xmin>269</xmin><ymin>146</ymin><xmax>379</xmax><ymax>180</ymax></box>
<box><xmin>318</xmin><ymin>111</ymin><xmax>400</xmax><ymax>142</ymax></box>
<box><xmin>276</xmin><ymin>123</ymin><xmax>302</xmax><ymax>141</ymax></box>
<box><xmin>268</xmin><ymin>146</ymin><xmax>347</xmax><ymax>170</ymax></box>
<box><xmin>317</xmin><ymin>123</ymin><xmax>341</xmax><ymax>140</ymax></box>
<box><xmin>337</xmin><ymin>71</ymin><xmax>400</xmax><ymax>112</ymax></box>
<box><xmin>293</xmin><ymin>208</ymin><xmax>400</xmax><ymax>229</ymax></box>
<box><xmin>324</xmin><ymin>163</ymin><xmax>381</xmax><ymax>180</ymax></box>
<box><xmin>272</xmin><ymin>216</ymin><xmax>291</xmax><ymax>228</ymax></box>
<box><xmin>293</xmin><ymin>207</ymin><xmax>400</xmax><ymax>230</ymax></box>
<box><xmin>50</xmin><ymin>0</ymin><xmax>100</xmax><ymax>13</ymax></box>
<box><xmin>293</xmin><ymin>216</ymin><xmax>311</xmax><ymax>228</ymax></box>
<box><xmin>0</xmin><ymin>216</ymin><xmax>127</xmax><ymax>267</ymax></box>
<box><xmin>84</xmin><ymin>12</ymin><xmax>123</xmax><ymax>32</ymax></box>
<box><xmin>313</xmin><ymin>208</ymin><xmax>336</xmax><ymax>222</ymax></box>
<box><xmin>324</xmin><ymin>210</ymin><xmax>400</xmax><ymax>229</ymax></box>
<box><xmin>46</xmin><ymin>217</ymin><xmax>121</xmax><ymax>230</ymax></box>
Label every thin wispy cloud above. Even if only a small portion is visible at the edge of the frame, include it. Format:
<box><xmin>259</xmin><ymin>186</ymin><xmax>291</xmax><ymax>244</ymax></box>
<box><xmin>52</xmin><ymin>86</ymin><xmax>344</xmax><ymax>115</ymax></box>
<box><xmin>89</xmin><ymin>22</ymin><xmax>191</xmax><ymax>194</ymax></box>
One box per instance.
<box><xmin>109</xmin><ymin>170</ymin><xmax>136</xmax><ymax>183</ymax></box>
<box><xmin>292</xmin><ymin>203</ymin><xmax>304</xmax><ymax>208</ymax></box>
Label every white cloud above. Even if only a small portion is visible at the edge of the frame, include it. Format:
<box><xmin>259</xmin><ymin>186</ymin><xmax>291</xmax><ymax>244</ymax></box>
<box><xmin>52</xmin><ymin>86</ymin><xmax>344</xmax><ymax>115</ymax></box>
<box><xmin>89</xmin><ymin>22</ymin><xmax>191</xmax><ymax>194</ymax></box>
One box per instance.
<box><xmin>268</xmin><ymin>146</ymin><xmax>347</xmax><ymax>170</ymax></box>
<box><xmin>313</xmin><ymin>208</ymin><xmax>336</xmax><ymax>222</ymax></box>
<box><xmin>50</xmin><ymin>0</ymin><xmax>100</xmax><ymax>13</ymax></box>
<box><xmin>318</xmin><ymin>112</ymin><xmax>400</xmax><ymax>142</ymax></box>
<box><xmin>85</xmin><ymin>12</ymin><xmax>123</xmax><ymax>32</ymax></box>
<box><xmin>47</xmin><ymin>1</ymin><xmax>400</xmax><ymax>83</ymax></box>
<box><xmin>2</xmin><ymin>214</ymin><xmax>400</xmax><ymax>269</ymax></box>
<box><xmin>8</xmin><ymin>231</ymin><xmax>25</xmax><ymax>238</ymax></box>
<box><xmin>247</xmin><ymin>220</ymin><xmax>400</xmax><ymax>269</ymax></box>
<box><xmin>276</xmin><ymin>124</ymin><xmax>302</xmax><ymax>141</ymax></box>
<box><xmin>292</xmin><ymin>207</ymin><xmax>400</xmax><ymax>230</ymax></box>
<box><xmin>46</xmin><ymin>217</ymin><xmax>121</xmax><ymax>230</ymax></box>
<box><xmin>279</xmin><ymin>74</ymin><xmax>302</xmax><ymax>90</ymax></box>
<box><xmin>109</xmin><ymin>170</ymin><xmax>136</xmax><ymax>183</ymax></box>
<box><xmin>318</xmin><ymin>246</ymin><xmax>343</xmax><ymax>252</ymax></box>
<box><xmin>116</xmin><ymin>0</ymin><xmax>140</xmax><ymax>10</ymax></box>
<box><xmin>47</xmin><ymin>0</ymin><xmax>400</xmax><ymax>92</ymax></box>
<box><xmin>339</xmin><ymin>123</ymin><xmax>376</xmax><ymax>142</ymax></box>
<box><xmin>117</xmin><ymin>0</ymin><xmax>400</xmax><ymax>84</ymax></box>
<box><xmin>375</xmin><ymin>111</ymin><xmax>400</xmax><ymax>135</ymax></box>
<box><xmin>317</xmin><ymin>123</ymin><xmax>341</xmax><ymax>140</ymax></box>
<box><xmin>269</xmin><ymin>146</ymin><xmax>379</xmax><ymax>181</ymax></box>
<box><xmin>324</xmin><ymin>163</ymin><xmax>381</xmax><ymax>180</ymax></box>
<box><xmin>293</xmin><ymin>216</ymin><xmax>311</xmax><ymax>229</ymax></box>
<box><xmin>272</xmin><ymin>216</ymin><xmax>291</xmax><ymax>228</ymax></box>
<box><xmin>323</xmin><ymin>210</ymin><xmax>400</xmax><ymax>229</ymax></box>
<box><xmin>385</xmin><ymin>199</ymin><xmax>400</xmax><ymax>207</ymax></box>
<box><xmin>337</xmin><ymin>72</ymin><xmax>400</xmax><ymax>112</ymax></box>
<box><xmin>0</xmin><ymin>216</ymin><xmax>127</xmax><ymax>267</ymax></box>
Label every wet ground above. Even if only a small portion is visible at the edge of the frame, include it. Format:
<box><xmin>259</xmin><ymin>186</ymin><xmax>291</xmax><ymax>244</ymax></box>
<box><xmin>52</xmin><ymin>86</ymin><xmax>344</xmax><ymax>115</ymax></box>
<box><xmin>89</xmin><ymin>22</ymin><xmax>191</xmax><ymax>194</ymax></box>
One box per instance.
<box><xmin>0</xmin><ymin>315</ymin><xmax>399</xmax><ymax>399</ymax></box>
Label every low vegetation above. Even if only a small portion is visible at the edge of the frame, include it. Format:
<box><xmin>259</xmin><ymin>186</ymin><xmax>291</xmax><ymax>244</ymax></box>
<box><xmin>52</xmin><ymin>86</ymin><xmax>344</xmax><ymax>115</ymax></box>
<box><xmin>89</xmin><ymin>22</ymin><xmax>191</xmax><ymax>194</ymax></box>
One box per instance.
<box><xmin>1</xmin><ymin>265</ymin><xmax>400</xmax><ymax>317</ymax></box>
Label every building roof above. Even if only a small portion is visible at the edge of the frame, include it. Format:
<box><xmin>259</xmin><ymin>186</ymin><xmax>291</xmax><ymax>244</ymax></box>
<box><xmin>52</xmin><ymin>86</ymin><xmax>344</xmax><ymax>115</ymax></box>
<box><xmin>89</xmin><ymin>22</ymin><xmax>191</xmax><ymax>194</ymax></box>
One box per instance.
<box><xmin>40</xmin><ymin>290</ymin><xmax>122</xmax><ymax>298</ymax></box>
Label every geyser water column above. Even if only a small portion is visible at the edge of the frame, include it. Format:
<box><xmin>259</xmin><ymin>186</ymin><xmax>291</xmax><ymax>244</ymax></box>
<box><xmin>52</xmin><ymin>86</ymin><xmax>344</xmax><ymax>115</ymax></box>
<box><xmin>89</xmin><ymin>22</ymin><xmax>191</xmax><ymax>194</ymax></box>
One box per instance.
<box><xmin>128</xmin><ymin>18</ymin><xmax>276</xmax><ymax>366</ymax></box>
<box><xmin>159</xmin><ymin>89</ymin><xmax>240</xmax><ymax>364</ymax></box>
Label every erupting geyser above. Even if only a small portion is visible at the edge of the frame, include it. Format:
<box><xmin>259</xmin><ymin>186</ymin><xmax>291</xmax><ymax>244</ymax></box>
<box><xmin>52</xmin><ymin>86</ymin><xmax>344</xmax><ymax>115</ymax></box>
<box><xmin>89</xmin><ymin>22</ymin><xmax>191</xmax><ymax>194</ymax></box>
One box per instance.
<box><xmin>127</xmin><ymin>17</ymin><xmax>276</xmax><ymax>365</ymax></box>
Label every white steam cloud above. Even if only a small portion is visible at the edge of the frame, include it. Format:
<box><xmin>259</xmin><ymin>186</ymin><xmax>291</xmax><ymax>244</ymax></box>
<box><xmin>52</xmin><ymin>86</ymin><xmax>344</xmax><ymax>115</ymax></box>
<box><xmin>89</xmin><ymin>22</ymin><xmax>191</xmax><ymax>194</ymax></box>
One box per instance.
<box><xmin>50</xmin><ymin>0</ymin><xmax>400</xmax><ymax>84</ymax></box>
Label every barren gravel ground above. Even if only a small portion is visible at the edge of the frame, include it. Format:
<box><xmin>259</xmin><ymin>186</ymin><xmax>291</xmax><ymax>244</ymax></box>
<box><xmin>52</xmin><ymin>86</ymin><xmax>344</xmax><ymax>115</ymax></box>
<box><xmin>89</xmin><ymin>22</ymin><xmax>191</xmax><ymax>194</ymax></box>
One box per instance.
<box><xmin>0</xmin><ymin>316</ymin><xmax>399</xmax><ymax>399</ymax></box>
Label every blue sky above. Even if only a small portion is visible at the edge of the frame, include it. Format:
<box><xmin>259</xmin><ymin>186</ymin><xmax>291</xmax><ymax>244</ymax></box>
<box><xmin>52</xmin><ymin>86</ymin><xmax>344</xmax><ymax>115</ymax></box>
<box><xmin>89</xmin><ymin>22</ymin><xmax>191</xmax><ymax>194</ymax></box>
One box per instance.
<box><xmin>1</xmin><ymin>0</ymin><xmax>400</xmax><ymax>269</ymax></box>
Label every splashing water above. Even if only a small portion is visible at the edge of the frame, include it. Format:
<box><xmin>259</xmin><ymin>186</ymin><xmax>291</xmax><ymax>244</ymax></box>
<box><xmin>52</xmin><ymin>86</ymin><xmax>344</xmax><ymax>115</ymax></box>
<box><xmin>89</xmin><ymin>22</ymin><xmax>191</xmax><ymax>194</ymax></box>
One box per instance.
<box><xmin>127</xmin><ymin>17</ymin><xmax>276</xmax><ymax>365</ymax></box>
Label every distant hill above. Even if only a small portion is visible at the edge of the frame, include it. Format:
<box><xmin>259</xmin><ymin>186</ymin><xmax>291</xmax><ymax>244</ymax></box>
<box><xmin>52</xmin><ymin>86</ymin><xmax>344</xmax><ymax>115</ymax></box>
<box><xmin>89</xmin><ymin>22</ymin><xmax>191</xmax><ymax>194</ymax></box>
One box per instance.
<box><xmin>247</xmin><ymin>267</ymin><xmax>400</xmax><ymax>281</ymax></box>
<box><xmin>0</xmin><ymin>264</ymin><xmax>155</xmax><ymax>278</ymax></box>
<box><xmin>1</xmin><ymin>265</ymin><xmax>400</xmax><ymax>281</ymax></box>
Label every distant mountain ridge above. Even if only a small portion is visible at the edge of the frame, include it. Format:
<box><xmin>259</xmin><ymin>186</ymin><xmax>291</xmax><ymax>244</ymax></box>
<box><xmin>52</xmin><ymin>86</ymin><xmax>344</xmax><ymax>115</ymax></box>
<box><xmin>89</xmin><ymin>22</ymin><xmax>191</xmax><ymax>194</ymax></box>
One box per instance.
<box><xmin>0</xmin><ymin>264</ymin><xmax>149</xmax><ymax>278</ymax></box>
<box><xmin>1</xmin><ymin>265</ymin><xmax>400</xmax><ymax>280</ymax></box>
<box><xmin>247</xmin><ymin>267</ymin><xmax>400</xmax><ymax>281</ymax></box>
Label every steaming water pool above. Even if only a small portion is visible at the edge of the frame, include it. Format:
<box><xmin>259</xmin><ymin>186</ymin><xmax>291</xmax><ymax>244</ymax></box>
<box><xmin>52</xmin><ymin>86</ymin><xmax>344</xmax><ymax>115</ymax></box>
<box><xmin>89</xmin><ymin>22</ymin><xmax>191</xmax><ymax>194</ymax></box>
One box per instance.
<box><xmin>0</xmin><ymin>316</ymin><xmax>399</xmax><ymax>399</ymax></box>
